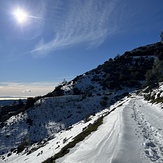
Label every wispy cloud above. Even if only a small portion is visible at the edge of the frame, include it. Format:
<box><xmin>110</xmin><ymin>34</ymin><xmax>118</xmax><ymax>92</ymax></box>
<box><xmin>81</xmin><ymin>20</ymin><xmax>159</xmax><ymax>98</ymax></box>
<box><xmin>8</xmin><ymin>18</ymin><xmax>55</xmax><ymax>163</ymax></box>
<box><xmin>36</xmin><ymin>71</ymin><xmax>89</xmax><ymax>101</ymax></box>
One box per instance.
<box><xmin>31</xmin><ymin>0</ymin><xmax>119</xmax><ymax>57</ymax></box>
<box><xmin>31</xmin><ymin>38</ymin><xmax>49</xmax><ymax>58</ymax></box>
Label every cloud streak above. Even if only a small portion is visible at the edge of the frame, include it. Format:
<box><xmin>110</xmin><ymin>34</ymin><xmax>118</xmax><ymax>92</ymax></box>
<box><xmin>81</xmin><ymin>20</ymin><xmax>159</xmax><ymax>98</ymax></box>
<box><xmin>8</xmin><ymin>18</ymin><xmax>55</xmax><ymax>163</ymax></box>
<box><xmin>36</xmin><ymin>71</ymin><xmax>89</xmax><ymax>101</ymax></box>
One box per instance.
<box><xmin>31</xmin><ymin>0</ymin><xmax>119</xmax><ymax>57</ymax></box>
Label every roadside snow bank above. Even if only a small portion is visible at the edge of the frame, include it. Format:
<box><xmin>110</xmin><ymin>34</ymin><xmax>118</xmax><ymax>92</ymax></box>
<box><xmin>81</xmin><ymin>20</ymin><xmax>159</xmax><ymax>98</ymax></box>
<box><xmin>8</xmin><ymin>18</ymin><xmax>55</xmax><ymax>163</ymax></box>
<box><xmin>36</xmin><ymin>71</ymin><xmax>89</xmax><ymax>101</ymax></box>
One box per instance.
<box><xmin>57</xmin><ymin>96</ymin><xmax>163</xmax><ymax>163</ymax></box>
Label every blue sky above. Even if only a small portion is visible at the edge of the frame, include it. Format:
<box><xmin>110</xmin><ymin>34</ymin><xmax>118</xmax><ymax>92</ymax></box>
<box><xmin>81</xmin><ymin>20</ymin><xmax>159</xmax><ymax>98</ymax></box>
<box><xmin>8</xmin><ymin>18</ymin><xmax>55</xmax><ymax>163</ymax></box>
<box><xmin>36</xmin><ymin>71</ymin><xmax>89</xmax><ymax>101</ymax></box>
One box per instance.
<box><xmin>0</xmin><ymin>0</ymin><xmax>163</xmax><ymax>97</ymax></box>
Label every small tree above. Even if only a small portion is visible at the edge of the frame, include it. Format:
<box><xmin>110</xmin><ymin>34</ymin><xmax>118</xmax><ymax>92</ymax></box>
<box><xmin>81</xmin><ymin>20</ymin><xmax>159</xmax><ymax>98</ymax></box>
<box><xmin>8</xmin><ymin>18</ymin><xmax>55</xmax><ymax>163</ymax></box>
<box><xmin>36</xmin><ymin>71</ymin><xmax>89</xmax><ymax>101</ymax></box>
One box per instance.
<box><xmin>18</xmin><ymin>99</ymin><xmax>23</xmax><ymax>106</ymax></box>
<box><xmin>145</xmin><ymin>70</ymin><xmax>158</xmax><ymax>89</ymax></box>
<box><xmin>25</xmin><ymin>97</ymin><xmax>35</xmax><ymax>109</ymax></box>
<box><xmin>62</xmin><ymin>78</ymin><xmax>67</xmax><ymax>85</ymax></box>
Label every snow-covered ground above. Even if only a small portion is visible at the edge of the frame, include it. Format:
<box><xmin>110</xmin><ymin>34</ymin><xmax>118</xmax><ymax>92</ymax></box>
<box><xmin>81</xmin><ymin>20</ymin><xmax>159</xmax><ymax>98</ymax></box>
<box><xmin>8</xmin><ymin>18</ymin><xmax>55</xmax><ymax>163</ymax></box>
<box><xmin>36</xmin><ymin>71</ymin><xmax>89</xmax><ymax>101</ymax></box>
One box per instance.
<box><xmin>57</xmin><ymin>96</ymin><xmax>163</xmax><ymax>163</ymax></box>
<box><xmin>0</xmin><ymin>95</ymin><xmax>128</xmax><ymax>163</ymax></box>
<box><xmin>1</xmin><ymin>94</ymin><xmax>163</xmax><ymax>163</ymax></box>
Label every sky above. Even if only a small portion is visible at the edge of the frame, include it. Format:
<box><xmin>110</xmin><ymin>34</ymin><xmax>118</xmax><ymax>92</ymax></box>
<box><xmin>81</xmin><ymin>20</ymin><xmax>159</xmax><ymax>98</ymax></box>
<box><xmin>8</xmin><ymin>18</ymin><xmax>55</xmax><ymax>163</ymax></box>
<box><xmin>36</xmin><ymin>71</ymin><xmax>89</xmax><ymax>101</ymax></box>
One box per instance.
<box><xmin>0</xmin><ymin>0</ymin><xmax>163</xmax><ymax>98</ymax></box>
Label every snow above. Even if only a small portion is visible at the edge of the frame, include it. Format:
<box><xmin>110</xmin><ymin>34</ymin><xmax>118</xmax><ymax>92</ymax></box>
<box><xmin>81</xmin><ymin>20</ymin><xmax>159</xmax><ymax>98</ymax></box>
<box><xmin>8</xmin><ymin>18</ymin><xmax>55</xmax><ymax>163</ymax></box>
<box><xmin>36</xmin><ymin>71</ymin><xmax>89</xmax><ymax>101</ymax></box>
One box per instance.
<box><xmin>1</xmin><ymin>92</ymin><xmax>163</xmax><ymax>163</ymax></box>
<box><xmin>0</xmin><ymin>94</ymin><xmax>128</xmax><ymax>163</ymax></box>
<box><xmin>57</xmin><ymin>96</ymin><xmax>163</xmax><ymax>163</ymax></box>
<box><xmin>1</xmin><ymin>42</ymin><xmax>163</xmax><ymax>162</ymax></box>
<box><xmin>1</xmin><ymin>107</ymin><xmax>110</xmax><ymax>163</ymax></box>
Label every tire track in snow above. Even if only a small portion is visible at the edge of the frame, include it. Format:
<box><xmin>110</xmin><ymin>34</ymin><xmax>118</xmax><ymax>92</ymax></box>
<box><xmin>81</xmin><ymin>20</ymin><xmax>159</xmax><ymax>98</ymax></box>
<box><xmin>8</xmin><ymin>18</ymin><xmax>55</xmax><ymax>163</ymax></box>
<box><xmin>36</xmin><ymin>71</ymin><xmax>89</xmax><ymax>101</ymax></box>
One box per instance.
<box><xmin>132</xmin><ymin>99</ymin><xmax>163</xmax><ymax>163</ymax></box>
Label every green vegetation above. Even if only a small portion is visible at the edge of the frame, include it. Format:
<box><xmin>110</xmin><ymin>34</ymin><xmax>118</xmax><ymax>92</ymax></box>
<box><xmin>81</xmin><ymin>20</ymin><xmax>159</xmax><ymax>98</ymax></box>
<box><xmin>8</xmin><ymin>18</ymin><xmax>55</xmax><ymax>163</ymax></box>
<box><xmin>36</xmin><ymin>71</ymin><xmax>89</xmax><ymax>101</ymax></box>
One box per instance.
<box><xmin>144</xmin><ymin>92</ymin><xmax>163</xmax><ymax>104</ymax></box>
<box><xmin>152</xmin><ymin>97</ymin><xmax>163</xmax><ymax>103</ymax></box>
<box><xmin>97</xmin><ymin>54</ymin><xmax>154</xmax><ymax>89</ymax></box>
<box><xmin>90</xmin><ymin>42</ymin><xmax>163</xmax><ymax>91</ymax></box>
<box><xmin>43</xmin><ymin>116</ymin><xmax>104</xmax><ymax>163</ymax></box>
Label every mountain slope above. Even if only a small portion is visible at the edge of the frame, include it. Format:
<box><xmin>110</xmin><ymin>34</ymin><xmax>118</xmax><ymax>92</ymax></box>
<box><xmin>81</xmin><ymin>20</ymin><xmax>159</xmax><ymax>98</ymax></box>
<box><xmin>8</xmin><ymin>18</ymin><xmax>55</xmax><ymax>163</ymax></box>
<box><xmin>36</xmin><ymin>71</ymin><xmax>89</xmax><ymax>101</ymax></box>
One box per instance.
<box><xmin>48</xmin><ymin>42</ymin><xmax>162</xmax><ymax>97</ymax></box>
<box><xmin>0</xmin><ymin>42</ymin><xmax>163</xmax><ymax>162</ymax></box>
<box><xmin>2</xmin><ymin>88</ymin><xmax>163</xmax><ymax>163</ymax></box>
<box><xmin>57</xmin><ymin>95</ymin><xmax>163</xmax><ymax>163</ymax></box>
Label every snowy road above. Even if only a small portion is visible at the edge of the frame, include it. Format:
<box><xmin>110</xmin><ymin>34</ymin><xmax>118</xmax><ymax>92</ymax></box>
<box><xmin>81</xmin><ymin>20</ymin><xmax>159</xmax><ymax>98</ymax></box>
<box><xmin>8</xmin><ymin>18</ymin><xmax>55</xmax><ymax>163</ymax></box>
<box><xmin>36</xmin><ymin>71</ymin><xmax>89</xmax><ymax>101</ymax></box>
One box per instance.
<box><xmin>57</xmin><ymin>96</ymin><xmax>163</xmax><ymax>163</ymax></box>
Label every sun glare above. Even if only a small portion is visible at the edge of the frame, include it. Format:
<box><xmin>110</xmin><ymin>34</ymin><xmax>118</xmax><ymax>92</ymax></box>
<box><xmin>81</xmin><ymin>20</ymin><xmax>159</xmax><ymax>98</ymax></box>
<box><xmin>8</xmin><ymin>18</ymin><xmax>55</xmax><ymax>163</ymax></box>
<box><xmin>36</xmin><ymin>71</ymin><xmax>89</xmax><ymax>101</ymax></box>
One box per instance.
<box><xmin>13</xmin><ymin>8</ymin><xmax>28</xmax><ymax>24</ymax></box>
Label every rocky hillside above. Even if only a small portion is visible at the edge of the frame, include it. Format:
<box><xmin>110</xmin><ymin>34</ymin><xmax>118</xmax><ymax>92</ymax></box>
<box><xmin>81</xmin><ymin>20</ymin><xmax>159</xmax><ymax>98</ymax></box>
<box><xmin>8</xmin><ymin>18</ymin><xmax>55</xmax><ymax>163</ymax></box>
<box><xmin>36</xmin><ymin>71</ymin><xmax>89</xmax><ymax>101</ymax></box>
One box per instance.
<box><xmin>48</xmin><ymin>42</ymin><xmax>163</xmax><ymax>97</ymax></box>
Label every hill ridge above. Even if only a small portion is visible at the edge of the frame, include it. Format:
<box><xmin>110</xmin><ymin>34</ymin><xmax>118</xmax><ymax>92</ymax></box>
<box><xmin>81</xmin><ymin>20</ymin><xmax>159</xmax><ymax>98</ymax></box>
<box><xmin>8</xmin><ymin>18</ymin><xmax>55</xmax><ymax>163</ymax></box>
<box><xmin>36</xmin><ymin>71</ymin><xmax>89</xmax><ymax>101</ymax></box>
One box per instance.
<box><xmin>0</xmin><ymin>41</ymin><xmax>163</xmax><ymax>162</ymax></box>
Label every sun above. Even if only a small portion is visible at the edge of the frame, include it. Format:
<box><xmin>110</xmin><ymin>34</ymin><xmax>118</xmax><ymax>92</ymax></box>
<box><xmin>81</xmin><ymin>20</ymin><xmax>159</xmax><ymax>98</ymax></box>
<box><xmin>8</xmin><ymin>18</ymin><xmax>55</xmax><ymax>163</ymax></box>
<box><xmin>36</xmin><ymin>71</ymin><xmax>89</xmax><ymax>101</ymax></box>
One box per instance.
<box><xmin>13</xmin><ymin>8</ymin><xmax>28</xmax><ymax>24</ymax></box>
